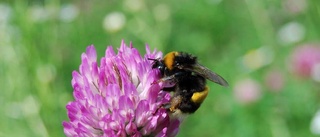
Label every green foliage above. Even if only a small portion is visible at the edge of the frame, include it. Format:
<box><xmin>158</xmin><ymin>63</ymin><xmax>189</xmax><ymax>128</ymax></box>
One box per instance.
<box><xmin>1</xmin><ymin>0</ymin><xmax>320</xmax><ymax>136</ymax></box>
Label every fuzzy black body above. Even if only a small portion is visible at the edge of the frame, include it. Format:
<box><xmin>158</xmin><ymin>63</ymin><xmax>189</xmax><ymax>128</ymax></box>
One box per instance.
<box><xmin>167</xmin><ymin>74</ymin><xmax>207</xmax><ymax>113</ymax></box>
<box><xmin>149</xmin><ymin>51</ymin><xmax>228</xmax><ymax>114</ymax></box>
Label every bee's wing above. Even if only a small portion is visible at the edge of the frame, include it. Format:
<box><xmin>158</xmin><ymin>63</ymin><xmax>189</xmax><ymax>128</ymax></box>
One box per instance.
<box><xmin>185</xmin><ymin>63</ymin><xmax>229</xmax><ymax>87</ymax></box>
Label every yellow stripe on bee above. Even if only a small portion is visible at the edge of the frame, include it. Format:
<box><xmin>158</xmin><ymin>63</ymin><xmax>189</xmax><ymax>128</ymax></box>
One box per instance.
<box><xmin>191</xmin><ymin>86</ymin><xmax>209</xmax><ymax>104</ymax></box>
<box><xmin>163</xmin><ymin>51</ymin><xmax>179</xmax><ymax>70</ymax></box>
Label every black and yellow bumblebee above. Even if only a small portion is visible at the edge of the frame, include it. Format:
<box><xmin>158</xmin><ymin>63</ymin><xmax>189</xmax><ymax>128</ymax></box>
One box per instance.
<box><xmin>149</xmin><ymin>51</ymin><xmax>228</xmax><ymax>116</ymax></box>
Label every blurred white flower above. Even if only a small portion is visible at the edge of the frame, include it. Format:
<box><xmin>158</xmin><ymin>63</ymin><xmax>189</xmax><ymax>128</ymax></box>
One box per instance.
<box><xmin>0</xmin><ymin>3</ymin><xmax>11</xmax><ymax>24</ymax></box>
<box><xmin>153</xmin><ymin>4</ymin><xmax>170</xmax><ymax>22</ymax></box>
<box><xmin>278</xmin><ymin>22</ymin><xmax>305</xmax><ymax>45</ymax></box>
<box><xmin>21</xmin><ymin>96</ymin><xmax>40</xmax><ymax>117</ymax></box>
<box><xmin>29</xmin><ymin>5</ymin><xmax>50</xmax><ymax>22</ymax></box>
<box><xmin>240</xmin><ymin>46</ymin><xmax>274</xmax><ymax>72</ymax></box>
<box><xmin>123</xmin><ymin>0</ymin><xmax>144</xmax><ymax>12</ymax></box>
<box><xmin>5</xmin><ymin>95</ymin><xmax>40</xmax><ymax>118</ymax></box>
<box><xmin>29</xmin><ymin>5</ymin><xmax>58</xmax><ymax>23</ymax></box>
<box><xmin>233</xmin><ymin>78</ymin><xmax>262</xmax><ymax>105</ymax></box>
<box><xmin>28</xmin><ymin>5</ymin><xmax>57</xmax><ymax>23</ymax></box>
<box><xmin>311</xmin><ymin>110</ymin><xmax>320</xmax><ymax>135</ymax></box>
<box><xmin>103</xmin><ymin>12</ymin><xmax>126</xmax><ymax>33</ymax></box>
<box><xmin>59</xmin><ymin>4</ymin><xmax>79</xmax><ymax>22</ymax></box>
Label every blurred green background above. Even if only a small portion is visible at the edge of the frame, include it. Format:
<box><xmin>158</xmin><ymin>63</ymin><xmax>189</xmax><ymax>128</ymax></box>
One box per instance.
<box><xmin>1</xmin><ymin>0</ymin><xmax>320</xmax><ymax>136</ymax></box>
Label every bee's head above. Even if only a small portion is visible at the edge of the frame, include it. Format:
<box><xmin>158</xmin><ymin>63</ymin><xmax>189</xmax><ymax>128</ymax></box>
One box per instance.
<box><xmin>148</xmin><ymin>58</ymin><xmax>165</xmax><ymax>75</ymax></box>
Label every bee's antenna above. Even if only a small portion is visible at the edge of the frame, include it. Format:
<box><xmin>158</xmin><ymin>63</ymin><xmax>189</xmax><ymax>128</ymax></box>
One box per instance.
<box><xmin>148</xmin><ymin>58</ymin><xmax>157</xmax><ymax>61</ymax></box>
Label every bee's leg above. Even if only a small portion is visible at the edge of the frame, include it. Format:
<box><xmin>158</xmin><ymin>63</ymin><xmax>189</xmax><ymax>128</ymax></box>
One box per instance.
<box><xmin>151</xmin><ymin>75</ymin><xmax>176</xmax><ymax>84</ymax></box>
<box><xmin>153</xmin><ymin>101</ymin><xmax>174</xmax><ymax>115</ymax></box>
<box><xmin>158</xmin><ymin>75</ymin><xmax>175</xmax><ymax>82</ymax></box>
<box><xmin>162</xmin><ymin>103</ymin><xmax>171</xmax><ymax>110</ymax></box>
<box><xmin>168</xmin><ymin>95</ymin><xmax>183</xmax><ymax>113</ymax></box>
<box><xmin>155</xmin><ymin>95</ymin><xmax>183</xmax><ymax>114</ymax></box>
<box><xmin>152</xmin><ymin>76</ymin><xmax>176</xmax><ymax>85</ymax></box>
<box><xmin>157</xmin><ymin>72</ymin><xmax>185</xmax><ymax>83</ymax></box>
<box><xmin>153</xmin><ymin>102</ymin><xmax>170</xmax><ymax>115</ymax></box>
<box><xmin>159</xmin><ymin>102</ymin><xmax>175</xmax><ymax>113</ymax></box>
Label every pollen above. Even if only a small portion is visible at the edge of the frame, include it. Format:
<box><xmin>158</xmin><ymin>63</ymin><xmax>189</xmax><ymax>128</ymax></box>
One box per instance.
<box><xmin>191</xmin><ymin>86</ymin><xmax>209</xmax><ymax>104</ymax></box>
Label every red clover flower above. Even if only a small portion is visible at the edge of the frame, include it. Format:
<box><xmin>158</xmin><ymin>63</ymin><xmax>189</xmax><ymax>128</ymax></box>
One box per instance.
<box><xmin>289</xmin><ymin>44</ymin><xmax>320</xmax><ymax>78</ymax></box>
<box><xmin>63</xmin><ymin>40</ymin><xmax>180</xmax><ymax>137</ymax></box>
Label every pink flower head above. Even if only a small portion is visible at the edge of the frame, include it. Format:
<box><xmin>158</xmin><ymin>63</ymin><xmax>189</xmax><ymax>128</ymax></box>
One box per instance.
<box><xmin>289</xmin><ymin>44</ymin><xmax>320</xmax><ymax>78</ymax></box>
<box><xmin>233</xmin><ymin>78</ymin><xmax>261</xmax><ymax>105</ymax></box>
<box><xmin>264</xmin><ymin>69</ymin><xmax>285</xmax><ymax>92</ymax></box>
<box><xmin>63</xmin><ymin>40</ymin><xmax>180</xmax><ymax>137</ymax></box>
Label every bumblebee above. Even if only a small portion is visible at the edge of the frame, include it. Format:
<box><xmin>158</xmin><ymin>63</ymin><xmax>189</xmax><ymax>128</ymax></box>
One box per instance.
<box><xmin>149</xmin><ymin>51</ymin><xmax>228</xmax><ymax>115</ymax></box>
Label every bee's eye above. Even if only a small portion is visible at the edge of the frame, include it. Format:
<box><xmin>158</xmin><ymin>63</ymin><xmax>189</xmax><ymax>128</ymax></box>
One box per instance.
<box><xmin>151</xmin><ymin>63</ymin><xmax>157</xmax><ymax>69</ymax></box>
<box><xmin>152</xmin><ymin>61</ymin><xmax>164</xmax><ymax>70</ymax></box>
